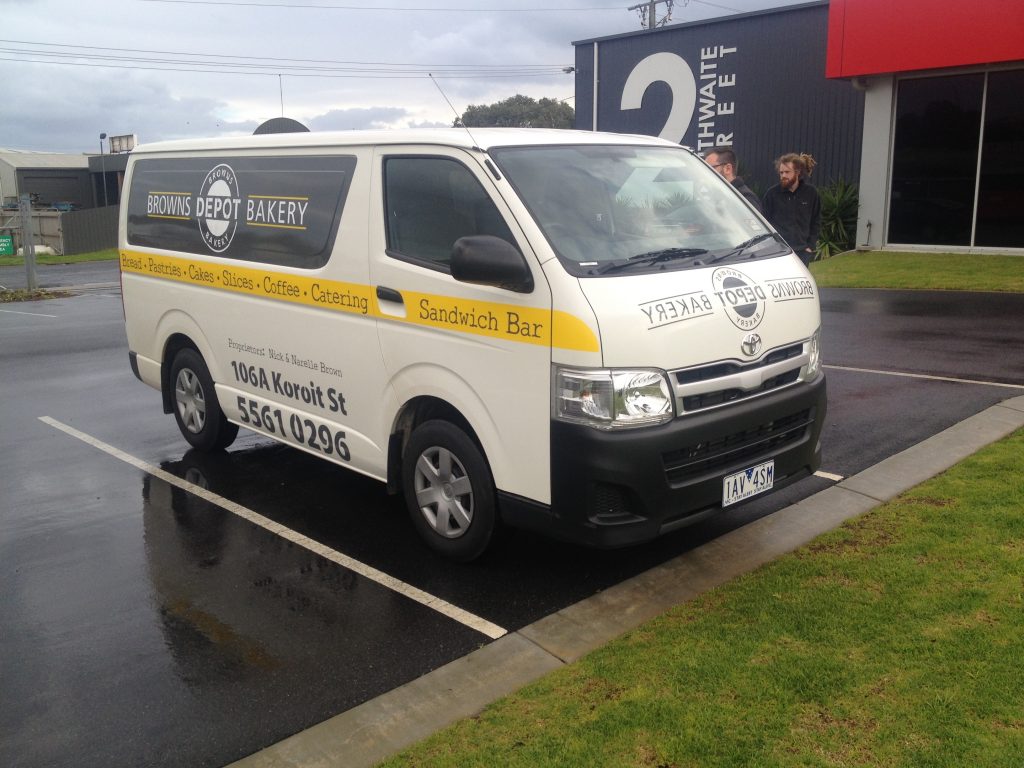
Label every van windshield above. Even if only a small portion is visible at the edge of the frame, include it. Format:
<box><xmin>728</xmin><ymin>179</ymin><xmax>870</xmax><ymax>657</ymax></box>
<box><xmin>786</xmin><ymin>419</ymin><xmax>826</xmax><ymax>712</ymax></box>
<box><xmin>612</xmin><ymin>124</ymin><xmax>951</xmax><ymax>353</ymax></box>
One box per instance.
<box><xmin>489</xmin><ymin>144</ymin><xmax>788</xmax><ymax>277</ymax></box>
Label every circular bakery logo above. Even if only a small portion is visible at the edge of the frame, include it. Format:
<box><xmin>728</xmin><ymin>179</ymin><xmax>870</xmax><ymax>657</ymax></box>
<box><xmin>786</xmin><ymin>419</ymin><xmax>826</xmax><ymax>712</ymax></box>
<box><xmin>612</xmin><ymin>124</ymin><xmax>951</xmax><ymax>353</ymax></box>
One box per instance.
<box><xmin>195</xmin><ymin>164</ymin><xmax>240</xmax><ymax>253</ymax></box>
<box><xmin>712</xmin><ymin>267</ymin><xmax>766</xmax><ymax>331</ymax></box>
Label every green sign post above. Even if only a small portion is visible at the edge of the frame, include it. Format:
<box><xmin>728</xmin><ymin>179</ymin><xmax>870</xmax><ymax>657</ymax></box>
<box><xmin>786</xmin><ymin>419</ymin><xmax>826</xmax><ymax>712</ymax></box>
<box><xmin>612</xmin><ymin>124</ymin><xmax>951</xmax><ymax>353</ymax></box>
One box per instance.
<box><xmin>0</xmin><ymin>233</ymin><xmax>14</xmax><ymax>257</ymax></box>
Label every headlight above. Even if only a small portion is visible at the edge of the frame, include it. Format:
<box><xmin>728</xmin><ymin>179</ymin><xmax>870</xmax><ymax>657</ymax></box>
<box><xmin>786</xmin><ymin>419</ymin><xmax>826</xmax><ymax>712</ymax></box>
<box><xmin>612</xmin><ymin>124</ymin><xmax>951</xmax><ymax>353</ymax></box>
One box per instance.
<box><xmin>554</xmin><ymin>367</ymin><xmax>674</xmax><ymax>429</ymax></box>
<box><xmin>804</xmin><ymin>327</ymin><xmax>822</xmax><ymax>380</ymax></box>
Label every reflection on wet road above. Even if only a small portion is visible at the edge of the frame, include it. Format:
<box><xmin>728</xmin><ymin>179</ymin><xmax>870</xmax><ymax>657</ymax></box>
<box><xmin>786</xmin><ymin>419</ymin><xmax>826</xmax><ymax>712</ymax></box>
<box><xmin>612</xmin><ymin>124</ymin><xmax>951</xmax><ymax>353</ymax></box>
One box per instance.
<box><xmin>3</xmin><ymin>428</ymin><xmax>484</xmax><ymax>768</ymax></box>
<box><xmin>44</xmin><ymin>416</ymin><xmax>507</xmax><ymax>640</ymax></box>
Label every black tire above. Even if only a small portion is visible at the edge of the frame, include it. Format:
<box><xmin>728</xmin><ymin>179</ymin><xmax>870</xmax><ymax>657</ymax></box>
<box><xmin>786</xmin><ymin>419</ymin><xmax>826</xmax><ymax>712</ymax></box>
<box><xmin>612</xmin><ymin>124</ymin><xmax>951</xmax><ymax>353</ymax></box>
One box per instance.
<box><xmin>402</xmin><ymin>420</ymin><xmax>498</xmax><ymax>562</ymax></box>
<box><xmin>169</xmin><ymin>348</ymin><xmax>238</xmax><ymax>452</ymax></box>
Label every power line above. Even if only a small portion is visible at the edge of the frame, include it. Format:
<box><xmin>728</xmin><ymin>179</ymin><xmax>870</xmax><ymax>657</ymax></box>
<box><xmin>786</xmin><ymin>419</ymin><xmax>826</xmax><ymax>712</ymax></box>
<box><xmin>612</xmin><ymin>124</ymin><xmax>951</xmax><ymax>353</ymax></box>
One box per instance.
<box><xmin>0</xmin><ymin>50</ymin><xmax>566</xmax><ymax>75</ymax></box>
<box><xmin>0</xmin><ymin>56</ymin><xmax>569</xmax><ymax>78</ymax></box>
<box><xmin>139</xmin><ymin>0</ymin><xmax>742</xmax><ymax>14</ymax></box>
<box><xmin>140</xmin><ymin>0</ymin><xmax>623</xmax><ymax>10</ymax></box>
<box><xmin>0</xmin><ymin>54</ymin><xmax>569</xmax><ymax>78</ymax></box>
<box><xmin>689</xmin><ymin>0</ymin><xmax>741</xmax><ymax>13</ymax></box>
<box><xmin>0</xmin><ymin>39</ymin><xmax>570</xmax><ymax>74</ymax></box>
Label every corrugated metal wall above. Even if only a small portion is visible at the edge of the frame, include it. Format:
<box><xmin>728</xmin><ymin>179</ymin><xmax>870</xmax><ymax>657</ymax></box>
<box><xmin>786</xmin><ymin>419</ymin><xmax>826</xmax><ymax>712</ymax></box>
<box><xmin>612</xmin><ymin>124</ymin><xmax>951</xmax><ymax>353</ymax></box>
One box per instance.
<box><xmin>573</xmin><ymin>3</ymin><xmax>864</xmax><ymax>196</ymax></box>
<box><xmin>61</xmin><ymin>205</ymin><xmax>118</xmax><ymax>255</ymax></box>
<box><xmin>16</xmin><ymin>168</ymin><xmax>93</xmax><ymax>209</ymax></box>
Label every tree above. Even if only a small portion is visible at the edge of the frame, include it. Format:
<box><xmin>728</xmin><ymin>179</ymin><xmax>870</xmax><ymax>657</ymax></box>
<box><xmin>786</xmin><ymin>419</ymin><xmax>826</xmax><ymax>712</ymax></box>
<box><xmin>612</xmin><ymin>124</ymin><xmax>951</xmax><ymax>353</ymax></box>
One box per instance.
<box><xmin>458</xmin><ymin>94</ymin><xmax>574</xmax><ymax>129</ymax></box>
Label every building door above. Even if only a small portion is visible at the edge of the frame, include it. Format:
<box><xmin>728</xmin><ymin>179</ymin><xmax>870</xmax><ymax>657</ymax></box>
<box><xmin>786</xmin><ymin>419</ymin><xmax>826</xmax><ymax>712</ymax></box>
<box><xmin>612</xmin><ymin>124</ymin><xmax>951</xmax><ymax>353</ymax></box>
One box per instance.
<box><xmin>888</xmin><ymin>69</ymin><xmax>1024</xmax><ymax>249</ymax></box>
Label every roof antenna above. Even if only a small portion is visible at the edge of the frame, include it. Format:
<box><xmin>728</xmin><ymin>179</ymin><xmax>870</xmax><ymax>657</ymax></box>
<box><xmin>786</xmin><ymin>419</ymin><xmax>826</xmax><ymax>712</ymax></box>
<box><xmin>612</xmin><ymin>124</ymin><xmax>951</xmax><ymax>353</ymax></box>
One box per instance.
<box><xmin>430</xmin><ymin>73</ymin><xmax>481</xmax><ymax>151</ymax></box>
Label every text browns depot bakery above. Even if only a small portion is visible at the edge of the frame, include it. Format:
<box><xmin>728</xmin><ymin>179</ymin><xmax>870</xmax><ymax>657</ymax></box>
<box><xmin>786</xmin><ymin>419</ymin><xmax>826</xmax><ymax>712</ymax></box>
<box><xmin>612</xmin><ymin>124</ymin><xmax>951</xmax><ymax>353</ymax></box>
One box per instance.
<box><xmin>572</xmin><ymin>0</ymin><xmax>1024</xmax><ymax>254</ymax></box>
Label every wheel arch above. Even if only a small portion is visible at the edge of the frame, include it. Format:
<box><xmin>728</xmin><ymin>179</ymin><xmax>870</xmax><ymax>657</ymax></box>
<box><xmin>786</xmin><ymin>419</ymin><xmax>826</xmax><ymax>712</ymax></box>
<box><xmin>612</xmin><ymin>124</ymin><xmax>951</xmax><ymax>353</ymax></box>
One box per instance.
<box><xmin>386</xmin><ymin>395</ymin><xmax>486</xmax><ymax>496</ymax></box>
<box><xmin>155</xmin><ymin>310</ymin><xmax>219</xmax><ymax>415</ymax></box>
<box><xmin>160</xmin><ymin>333</ymin><xmax>200</xmax><ymax>414</ymax></box>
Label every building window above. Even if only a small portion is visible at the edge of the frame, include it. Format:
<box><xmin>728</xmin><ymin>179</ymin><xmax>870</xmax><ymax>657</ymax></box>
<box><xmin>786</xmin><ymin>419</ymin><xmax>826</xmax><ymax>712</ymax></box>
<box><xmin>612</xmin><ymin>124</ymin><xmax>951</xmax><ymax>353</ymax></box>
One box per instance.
<box><xmin>888</xmin><ymin>73</ymin><xmax>983</xmax><ymax>246</ymax></box>
<box><xmin>888</xmin><ymin>69</ymin><xmax>1024</xmax><ymax>249</ymax></box>
<box><xmin>975</xmin><ymin>69</ymin><xmax>1024</xmax><ymax>247</ymax></box>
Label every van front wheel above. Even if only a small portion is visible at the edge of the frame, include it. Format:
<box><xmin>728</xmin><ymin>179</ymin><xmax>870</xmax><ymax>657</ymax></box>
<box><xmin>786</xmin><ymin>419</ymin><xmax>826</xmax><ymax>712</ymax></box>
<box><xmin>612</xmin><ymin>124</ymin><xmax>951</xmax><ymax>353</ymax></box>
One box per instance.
<box><xmin>402</xmin><ymin>420</ymin><xmax>497</xmax><ymax>562</ymax></box>
<box><xmin>170</xmin><ymin>348</ymin><xmax>238</xmax><ymax>452</ymax></box>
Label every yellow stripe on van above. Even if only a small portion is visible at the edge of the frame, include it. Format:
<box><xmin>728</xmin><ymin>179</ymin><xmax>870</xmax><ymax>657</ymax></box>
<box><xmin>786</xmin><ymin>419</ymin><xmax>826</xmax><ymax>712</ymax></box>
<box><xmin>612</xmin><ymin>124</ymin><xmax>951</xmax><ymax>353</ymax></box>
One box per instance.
<box><xmin>119</xmin><ymin>250</ymin><xmax>599</xmax><ymax>352</ymax></box>
<box><xmin>119</xmin><ymin>250</ymin><xmax>375</xmax><ymax>316</ymax></box>
<box><xmin>404</xmin><ymin>291</ymin><xmax>547</xmax><ymax>348</ymax></box>
<box><xmin>246</xmin><ymin>222</ymin><xmax>308</xmax><ymax>231</ymax></box>
<box><xmin>552</xmin><ymin>310</ymin><xmax>601</xmax><ymax>353</ymax></box>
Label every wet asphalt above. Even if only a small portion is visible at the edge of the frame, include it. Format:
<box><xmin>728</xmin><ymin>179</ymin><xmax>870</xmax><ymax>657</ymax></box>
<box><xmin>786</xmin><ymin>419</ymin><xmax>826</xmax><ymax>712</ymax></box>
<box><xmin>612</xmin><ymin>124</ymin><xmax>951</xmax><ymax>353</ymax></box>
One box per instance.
<box><xmin>2</xmin><ymin>262</ymin><xmax>1023</xmax><ymax>767</ymax></box>
<box><xmin>0</xmin><ymin>260</ymin><xmax>119</xmax><ymax>291</ymax></box>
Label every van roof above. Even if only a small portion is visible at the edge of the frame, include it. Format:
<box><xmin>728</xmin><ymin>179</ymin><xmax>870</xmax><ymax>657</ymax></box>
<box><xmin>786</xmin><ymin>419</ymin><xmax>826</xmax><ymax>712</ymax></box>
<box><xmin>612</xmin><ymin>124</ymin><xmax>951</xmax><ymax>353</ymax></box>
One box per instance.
<box><xmin>130</xmin><ymin>128</ymin><xmax>680</xmax><ymax>155</ymax></box>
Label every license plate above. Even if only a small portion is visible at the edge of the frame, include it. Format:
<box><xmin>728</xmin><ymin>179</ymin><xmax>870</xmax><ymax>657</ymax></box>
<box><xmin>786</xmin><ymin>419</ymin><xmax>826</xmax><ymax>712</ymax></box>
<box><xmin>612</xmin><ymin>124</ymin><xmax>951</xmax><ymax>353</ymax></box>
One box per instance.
<box><xmin>722</xmin><ymin>460</ymin><xmax>775</xmax><ymax>507</ymax></box>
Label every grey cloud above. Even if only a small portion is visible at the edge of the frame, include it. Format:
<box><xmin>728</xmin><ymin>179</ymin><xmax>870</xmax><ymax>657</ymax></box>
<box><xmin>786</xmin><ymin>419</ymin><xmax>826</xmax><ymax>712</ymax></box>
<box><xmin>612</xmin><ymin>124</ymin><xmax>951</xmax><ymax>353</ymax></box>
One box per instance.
<box><xmin>1</xmin><ymin>0</ymin><xmax>800</xmax><ymax>154</ymax></box>
<box><xmin>0</xmin><ymin>67</ymin><xmax>255</xmax><ymax>152</ymax></box>
<box><xmin>306</xmin><ymin>107</ymin><xmax>410</xmax><ymax>131</ymax></box>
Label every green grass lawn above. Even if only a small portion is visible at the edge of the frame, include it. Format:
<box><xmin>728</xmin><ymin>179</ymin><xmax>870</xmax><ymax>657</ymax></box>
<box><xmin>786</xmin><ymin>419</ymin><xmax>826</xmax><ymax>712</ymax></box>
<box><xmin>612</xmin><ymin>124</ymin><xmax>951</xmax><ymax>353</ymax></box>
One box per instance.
<box><xmin>0</xmin><ymin>247</ymin><xmax>117</xmax><ymax>268</ymax></box>
<box><xmin>0</xmin><ymin>248</ymin><xmax>115</xmax><ymax>300</ymax></box>
<box><xmin>381</xmin><ymin>429</ymin><xmax>1024</xmax><ymax>767</ymax></box>
<box><xmin>810</xmin><ymin>251</ymin><xmax>1024</xmax><ymax>292</ymax></box>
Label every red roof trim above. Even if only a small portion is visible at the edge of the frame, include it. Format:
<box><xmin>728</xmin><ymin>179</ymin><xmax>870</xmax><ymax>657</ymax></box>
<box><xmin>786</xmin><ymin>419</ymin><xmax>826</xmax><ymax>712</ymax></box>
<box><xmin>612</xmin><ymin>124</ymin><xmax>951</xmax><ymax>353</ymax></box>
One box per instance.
<box><xmin>827</xmin><ymin>0</ymin><xmax>1024</xmax><ymax>78</ymax></box>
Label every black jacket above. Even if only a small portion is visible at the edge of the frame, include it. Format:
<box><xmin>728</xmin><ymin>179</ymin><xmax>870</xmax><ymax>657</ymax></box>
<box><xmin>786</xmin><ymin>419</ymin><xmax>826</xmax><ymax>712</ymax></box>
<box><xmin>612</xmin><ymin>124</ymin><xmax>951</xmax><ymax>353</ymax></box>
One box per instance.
<box><xmin>762</xmin><ymin>181</ymin><xmax>821</xmax><ymax>253</ymax></box>
<box><xmin>731</xmin><ymin>176</ymin><xmax>762</xmax><ymax>213</ymax></box>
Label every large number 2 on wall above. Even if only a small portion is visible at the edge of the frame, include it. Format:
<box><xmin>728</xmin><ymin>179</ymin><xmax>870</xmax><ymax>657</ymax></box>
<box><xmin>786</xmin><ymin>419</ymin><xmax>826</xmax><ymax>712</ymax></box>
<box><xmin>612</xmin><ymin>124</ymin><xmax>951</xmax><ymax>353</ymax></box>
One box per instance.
<box><xmin>620</xmin><ymin>52</ymin><xmax>697</xmax><ymax>144</ymax></box>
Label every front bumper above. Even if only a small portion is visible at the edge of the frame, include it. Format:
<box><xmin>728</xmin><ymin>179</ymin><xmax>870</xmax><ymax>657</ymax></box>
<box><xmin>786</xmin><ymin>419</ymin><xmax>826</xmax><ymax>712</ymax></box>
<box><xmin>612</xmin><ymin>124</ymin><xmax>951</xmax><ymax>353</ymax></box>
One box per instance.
<box><xmin>500</xmin><ymin>374</ymin><xmax>826</xmax><ymax>548</ymax></box>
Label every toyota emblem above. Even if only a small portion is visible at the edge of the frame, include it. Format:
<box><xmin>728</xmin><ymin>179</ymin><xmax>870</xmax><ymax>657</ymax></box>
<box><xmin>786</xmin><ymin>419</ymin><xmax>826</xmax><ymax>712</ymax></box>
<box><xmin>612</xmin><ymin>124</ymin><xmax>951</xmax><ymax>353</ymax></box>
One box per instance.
<box><xmin>741</xmin><ymin>332</ymin><xmax>762</xmax><ymax>357</ymax></box>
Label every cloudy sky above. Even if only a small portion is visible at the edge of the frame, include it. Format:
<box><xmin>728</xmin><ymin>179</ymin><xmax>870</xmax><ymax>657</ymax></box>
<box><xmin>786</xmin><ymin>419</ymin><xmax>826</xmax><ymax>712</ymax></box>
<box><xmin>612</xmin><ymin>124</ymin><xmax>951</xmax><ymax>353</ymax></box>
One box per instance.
<box><xmin>2</xmin><ymin>0</ymin><xmax>807</xmax><ymax>154</ymax></box>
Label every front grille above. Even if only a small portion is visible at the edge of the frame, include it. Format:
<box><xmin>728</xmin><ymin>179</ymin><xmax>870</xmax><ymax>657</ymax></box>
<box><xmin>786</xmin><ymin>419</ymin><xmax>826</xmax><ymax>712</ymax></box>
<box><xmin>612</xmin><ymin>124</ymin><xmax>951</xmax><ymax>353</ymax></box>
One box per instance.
<box><xmin>662</xmin><ymin>408</ymin><xmax>813</xmax><ymax>485</ymax></box>
<box><xmin>682</xmin><ymin>368</ymin><xmax>800</xmax><ymax>411</ymax></box>
<box><xmin>672</xmin><ymin>342</ymin><xmax>805</xmax><ymax>414</ymax></box>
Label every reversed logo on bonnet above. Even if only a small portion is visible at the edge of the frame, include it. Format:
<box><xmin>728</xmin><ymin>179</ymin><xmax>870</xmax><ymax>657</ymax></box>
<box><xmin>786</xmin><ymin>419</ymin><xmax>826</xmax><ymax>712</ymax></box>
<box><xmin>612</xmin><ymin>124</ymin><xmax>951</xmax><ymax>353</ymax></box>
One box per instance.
<box><xmin>196</xmin><ymin>164</ymin><xmax>241</xmax><ymax>253</ymax></box>
<box><xmin>711</xmin><ymin>267</ymin><xmax>765</xmax><ymax>331</ymax></box>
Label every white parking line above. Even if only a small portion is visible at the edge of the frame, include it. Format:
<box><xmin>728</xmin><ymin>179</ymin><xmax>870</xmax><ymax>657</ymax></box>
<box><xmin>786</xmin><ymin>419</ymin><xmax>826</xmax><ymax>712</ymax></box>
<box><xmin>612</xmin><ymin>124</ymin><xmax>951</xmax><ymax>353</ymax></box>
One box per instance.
<box><xmin>824</xmin><ymin>364</ymin><xmax>1024</xmax><ymax>390</ymax></box>
<box><xmin>0</xmin><ymin>308</ymin><xmax>58</xmax><ymax>318</ymax></box>
<box><xmin>814</xmin><ymin>470</ymin><xmax>844</xmax><ymax>482</ymax></box>
<box><xmin>38</xmin><ymin>416</ymin><xmax>508</xmax><ymax>641</ymax></box>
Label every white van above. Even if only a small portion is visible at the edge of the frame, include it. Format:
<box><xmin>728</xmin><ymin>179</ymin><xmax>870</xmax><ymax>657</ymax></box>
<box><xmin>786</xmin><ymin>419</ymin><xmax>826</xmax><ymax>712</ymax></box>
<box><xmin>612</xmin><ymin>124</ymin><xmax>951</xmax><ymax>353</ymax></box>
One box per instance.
<box><xmin>120</xmin><ymin>129</ymin><xmax>825</xmax><ymax>560</ymax></box>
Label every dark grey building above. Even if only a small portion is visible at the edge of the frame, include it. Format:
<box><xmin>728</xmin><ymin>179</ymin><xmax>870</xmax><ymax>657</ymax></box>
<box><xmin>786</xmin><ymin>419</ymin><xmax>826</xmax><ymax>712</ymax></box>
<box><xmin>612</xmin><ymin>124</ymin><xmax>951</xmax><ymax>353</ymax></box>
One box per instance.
<box><xmin>572</xmin><ymin>1</ymin><xmax>864</xmax><ymax>196</ymax></box>
<box><xmin>0</xmin><ymin>149</ymin><xmax>92</xmax><ymax>209</ymax></box>
<box><xmin>88</xmin><ymin>151</ymin><xmax>130</xmax><ymax>209</ymax></box>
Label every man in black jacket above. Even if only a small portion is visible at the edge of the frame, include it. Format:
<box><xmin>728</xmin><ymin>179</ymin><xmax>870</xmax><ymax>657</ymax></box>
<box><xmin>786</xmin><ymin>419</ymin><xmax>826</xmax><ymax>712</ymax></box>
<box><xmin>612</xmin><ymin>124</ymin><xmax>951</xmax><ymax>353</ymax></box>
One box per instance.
<box><xmin>762</xmin><ymin>153</ymin><xmax>821</xmax><ymax>266</ymax></box>
<box><xmin>705</xmin><ymin>148</ymin><xmax>762</xmax><ymax>213</ymax></box>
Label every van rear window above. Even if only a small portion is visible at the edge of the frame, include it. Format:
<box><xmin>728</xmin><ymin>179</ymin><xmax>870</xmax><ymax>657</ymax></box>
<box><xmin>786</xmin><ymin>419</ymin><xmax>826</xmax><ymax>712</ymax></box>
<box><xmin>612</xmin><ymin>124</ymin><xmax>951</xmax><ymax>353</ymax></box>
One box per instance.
<box><xmin>126</xmin><ymin>155</ymin><xmax>356</xmax><ymax>269</ymax></box>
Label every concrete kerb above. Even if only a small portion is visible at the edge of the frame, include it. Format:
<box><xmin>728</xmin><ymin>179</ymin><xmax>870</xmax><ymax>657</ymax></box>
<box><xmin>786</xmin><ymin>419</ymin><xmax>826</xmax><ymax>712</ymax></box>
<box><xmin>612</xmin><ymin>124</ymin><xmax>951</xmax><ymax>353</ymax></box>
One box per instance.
<box><xmin>230</xmin><ymin>394</ymin><xmax>1024</xmax><ymax>768</ymax></box>
<box><xmin>60</xmin><ymin>282</ymin><xmax>121</xmax><ymax>295</ymax></box>
<box><xmin>0</xmin><ymin>282</ymin><xmax>120</xmax><ymax>295</ymax></box>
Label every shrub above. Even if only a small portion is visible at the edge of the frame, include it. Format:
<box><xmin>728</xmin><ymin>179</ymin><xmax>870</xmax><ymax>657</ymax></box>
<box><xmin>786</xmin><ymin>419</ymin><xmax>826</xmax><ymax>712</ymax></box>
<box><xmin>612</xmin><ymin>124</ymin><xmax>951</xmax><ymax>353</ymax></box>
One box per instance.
<box><xmin>816</xmin><ymin>178</ymin><xmax>859</xmax><ymax>260</ymax></box>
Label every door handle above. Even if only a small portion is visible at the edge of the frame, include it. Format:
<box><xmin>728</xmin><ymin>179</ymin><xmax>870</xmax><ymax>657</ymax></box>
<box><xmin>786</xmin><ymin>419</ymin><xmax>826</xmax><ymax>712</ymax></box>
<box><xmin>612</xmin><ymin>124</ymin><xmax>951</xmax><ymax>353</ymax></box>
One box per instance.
<box><xmin>376</xmin><ymin>286</ymin><xmax>403</xmax><ymax>304</ymax></box>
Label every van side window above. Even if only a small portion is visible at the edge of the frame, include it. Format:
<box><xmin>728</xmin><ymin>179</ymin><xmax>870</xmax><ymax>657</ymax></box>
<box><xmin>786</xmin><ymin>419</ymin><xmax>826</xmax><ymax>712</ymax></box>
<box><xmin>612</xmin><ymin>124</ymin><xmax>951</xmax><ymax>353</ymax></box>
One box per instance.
<box><xmin>384</xmin><ymin>157</ymin><xmax>517</xmax><ymax>269</ymax></box>
<box><xmin>125</xmin><ymin>155</ymin><xmax>355</xmax><ymax>269</ymax></box>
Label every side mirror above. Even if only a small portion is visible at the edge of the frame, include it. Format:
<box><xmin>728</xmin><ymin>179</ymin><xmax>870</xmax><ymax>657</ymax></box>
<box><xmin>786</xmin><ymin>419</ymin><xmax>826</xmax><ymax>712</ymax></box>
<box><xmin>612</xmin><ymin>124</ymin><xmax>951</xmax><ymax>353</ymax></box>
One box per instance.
<box><xmin>451</xmin><ymin>235</ymin><xmax>534</xmax><ymax>293</ymax></box>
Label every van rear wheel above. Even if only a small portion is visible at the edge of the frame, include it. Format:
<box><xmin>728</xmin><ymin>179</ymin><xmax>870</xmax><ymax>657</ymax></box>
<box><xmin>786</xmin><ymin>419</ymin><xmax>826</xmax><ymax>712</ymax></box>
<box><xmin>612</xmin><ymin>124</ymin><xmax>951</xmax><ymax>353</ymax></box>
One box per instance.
<box><xmin>170</xmin><ymin>348</ymin><xmax>238</xmax><ymax>452</ymax></box>
<box><xmin>402</xmin><ymin>420</ymin><xmax>497</xmax><ymax>562</ymax></box>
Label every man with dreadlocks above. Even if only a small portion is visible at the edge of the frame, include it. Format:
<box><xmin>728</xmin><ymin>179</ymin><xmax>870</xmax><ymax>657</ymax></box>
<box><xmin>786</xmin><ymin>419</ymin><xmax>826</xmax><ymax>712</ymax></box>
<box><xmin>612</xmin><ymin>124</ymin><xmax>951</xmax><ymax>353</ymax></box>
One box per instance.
<box><xmin>762</xmin><ymin>152</ymin><xmax>821</xmax><ymax>266</ymax></box>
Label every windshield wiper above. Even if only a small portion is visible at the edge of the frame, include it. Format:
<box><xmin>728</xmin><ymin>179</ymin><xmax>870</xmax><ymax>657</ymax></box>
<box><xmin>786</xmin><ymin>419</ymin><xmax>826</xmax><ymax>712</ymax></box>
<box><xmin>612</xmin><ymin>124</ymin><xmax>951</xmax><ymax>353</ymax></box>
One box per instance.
<box><xmin>596</xmin><ymin>247</ymin><xmax>708</xmax><ymax>274</ymax></box>
<box><xmin>704</xmin><ymin>233</ymin><xmax>781</xmax><ymax>265</ymax></box>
